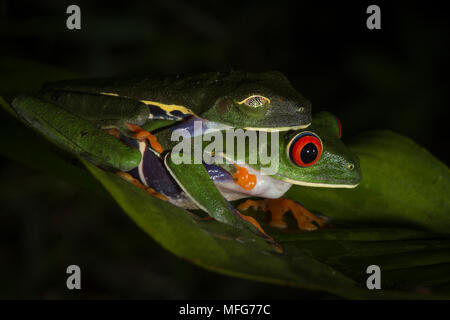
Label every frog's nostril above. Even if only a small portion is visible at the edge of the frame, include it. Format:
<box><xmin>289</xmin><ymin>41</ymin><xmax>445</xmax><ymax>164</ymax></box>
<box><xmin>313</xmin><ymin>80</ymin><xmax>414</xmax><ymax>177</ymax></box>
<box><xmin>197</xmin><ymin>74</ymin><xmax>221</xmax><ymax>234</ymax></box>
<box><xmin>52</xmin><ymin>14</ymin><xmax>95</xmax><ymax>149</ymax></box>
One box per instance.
<box><xmin>347</xmin><ymin>163</ymin><xmax>355</xmax><ymax>170</ymax></box>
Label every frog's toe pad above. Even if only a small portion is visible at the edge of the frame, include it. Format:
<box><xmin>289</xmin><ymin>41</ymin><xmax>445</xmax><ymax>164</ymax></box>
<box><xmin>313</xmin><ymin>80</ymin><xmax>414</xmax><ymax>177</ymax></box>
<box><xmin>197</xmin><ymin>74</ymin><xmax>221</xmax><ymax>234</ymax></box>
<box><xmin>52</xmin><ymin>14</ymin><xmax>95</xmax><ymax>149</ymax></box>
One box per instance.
<box><xmin>238</xmin><ymin>198</ymin><xmax>327</xmax><ymax>231</ymax></box>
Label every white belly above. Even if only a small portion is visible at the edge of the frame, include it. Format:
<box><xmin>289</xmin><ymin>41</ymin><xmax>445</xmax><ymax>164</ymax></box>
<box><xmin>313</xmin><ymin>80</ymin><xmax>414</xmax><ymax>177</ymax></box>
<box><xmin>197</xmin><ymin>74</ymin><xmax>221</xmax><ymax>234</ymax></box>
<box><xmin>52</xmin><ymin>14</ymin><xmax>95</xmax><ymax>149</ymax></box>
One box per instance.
<box><xmin>172</xmin><ymin>163</ymin><xmax>292</xmax><ymax>209</ymax></box>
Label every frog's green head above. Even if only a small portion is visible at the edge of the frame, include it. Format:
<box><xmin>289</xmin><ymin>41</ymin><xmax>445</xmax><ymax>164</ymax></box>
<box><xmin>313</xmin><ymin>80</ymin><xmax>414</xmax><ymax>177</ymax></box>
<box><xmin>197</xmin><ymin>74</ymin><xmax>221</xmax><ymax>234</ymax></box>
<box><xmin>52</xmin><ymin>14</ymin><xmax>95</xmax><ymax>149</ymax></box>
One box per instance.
<box><xmin>201</xmin><ymin>71</ymin><xmax>312</xmax><ymax>131</ymax></box>
<box><xmin>271</xmin><ymin>111</ymin><xmax>361</xmax><ymax>187</ymax></box>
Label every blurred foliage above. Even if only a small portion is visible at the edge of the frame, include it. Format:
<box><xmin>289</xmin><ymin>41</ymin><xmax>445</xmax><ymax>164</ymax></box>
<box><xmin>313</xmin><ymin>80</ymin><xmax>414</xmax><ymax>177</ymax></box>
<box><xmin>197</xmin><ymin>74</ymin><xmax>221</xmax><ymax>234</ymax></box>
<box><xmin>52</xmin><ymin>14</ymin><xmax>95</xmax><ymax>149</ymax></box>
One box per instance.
<box><xmin>0</xmin><ymin>0</ymin><xmax>449</xmax><ymax>299</ymax></box>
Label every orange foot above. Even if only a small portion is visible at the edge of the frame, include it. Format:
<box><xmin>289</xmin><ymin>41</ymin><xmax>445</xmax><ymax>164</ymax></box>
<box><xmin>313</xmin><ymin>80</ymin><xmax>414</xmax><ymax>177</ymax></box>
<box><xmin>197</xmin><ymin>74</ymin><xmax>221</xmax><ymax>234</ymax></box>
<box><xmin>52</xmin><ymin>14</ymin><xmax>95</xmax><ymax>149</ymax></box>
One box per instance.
<box><xmin>232</xmin><ymin>164</ymin><xmax>257</xmax><ymax>190</ymax></box>
<box><xmin>106</xmin><ymin>128</ymin><xmax>121</xmax><ymax>139</ymax></box>
<box><xmin>116</xmin><ymin>171</ymin><xmax>168</xmax><ymax>201</ymax></box>
<box><xmin>125</xmin><ymin>123</ymin><xmax>163</xmax><ymax>153</ymax></box>
<box><xmin>238</xmin><ymin>198</ymin><xmax>327</xmax><ymax>231</ymax></box>
<box><xmin>236</xmin><ymin>211</ymin><xmax>268</xmax><ymax>237</ymax></box>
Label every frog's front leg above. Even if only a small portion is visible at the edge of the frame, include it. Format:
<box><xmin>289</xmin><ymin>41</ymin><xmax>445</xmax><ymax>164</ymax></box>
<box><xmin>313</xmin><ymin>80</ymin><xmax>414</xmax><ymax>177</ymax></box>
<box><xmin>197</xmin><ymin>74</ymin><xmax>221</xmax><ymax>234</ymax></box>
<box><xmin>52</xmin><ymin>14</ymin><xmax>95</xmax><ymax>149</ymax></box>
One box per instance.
<box><xmin>11</xmin><ymin>95</ymin><xmax>142</xmax><ymax>171</ymax></box>
<box><xmin>238</xmin><ymin>198</ymin><xmax>328</xmax><ymax>231</ymax></box>
<box><xmin>124</xmin><ymin>123</ymin><xmax>163</xmax><ymax>153</ymax></box>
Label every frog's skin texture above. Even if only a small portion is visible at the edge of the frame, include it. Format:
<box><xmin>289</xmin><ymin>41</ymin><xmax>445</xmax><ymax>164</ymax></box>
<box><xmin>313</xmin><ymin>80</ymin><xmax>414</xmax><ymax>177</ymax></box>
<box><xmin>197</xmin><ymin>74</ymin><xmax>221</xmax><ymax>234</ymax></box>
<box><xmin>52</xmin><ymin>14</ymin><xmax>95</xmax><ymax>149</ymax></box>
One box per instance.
<box><xmin>222</xmin><ymin>112</ymin><xmax>361</xmax><ymax>188</ymax></box>
<box><xmin>128</xmin><ymin>112</ymin><xmax>361</xmax><ymax>212</ymax></box>
<box><xmin>10</xmin><ymin>81</ymin><xmax>356</xmax><ymax>239</ymax></box>
<box><xmin>40</xmin><ymin>71</ymin><xmax>312</xmax><ymax>131</ymax></box>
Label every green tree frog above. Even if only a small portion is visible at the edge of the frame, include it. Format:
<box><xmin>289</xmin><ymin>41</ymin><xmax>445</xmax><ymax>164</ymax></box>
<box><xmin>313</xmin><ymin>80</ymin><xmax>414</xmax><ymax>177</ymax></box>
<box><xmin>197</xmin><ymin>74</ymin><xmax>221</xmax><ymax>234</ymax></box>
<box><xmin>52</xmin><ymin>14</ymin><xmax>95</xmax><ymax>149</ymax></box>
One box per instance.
<box><xmin>10</xmin><ymin>73</ymin><xmax>360</xmax><ymax>239</ymax></box>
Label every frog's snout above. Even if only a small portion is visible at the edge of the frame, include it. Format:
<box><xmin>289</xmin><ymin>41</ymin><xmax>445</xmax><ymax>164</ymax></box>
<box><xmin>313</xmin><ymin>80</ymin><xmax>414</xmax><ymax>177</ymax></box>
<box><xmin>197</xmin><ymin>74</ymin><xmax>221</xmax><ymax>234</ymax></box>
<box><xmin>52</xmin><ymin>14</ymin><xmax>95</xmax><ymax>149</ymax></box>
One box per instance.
<box><xmin>347</xmin><ymin>157</ymin><xmax>362</xmax><ymax>186</ymax></box>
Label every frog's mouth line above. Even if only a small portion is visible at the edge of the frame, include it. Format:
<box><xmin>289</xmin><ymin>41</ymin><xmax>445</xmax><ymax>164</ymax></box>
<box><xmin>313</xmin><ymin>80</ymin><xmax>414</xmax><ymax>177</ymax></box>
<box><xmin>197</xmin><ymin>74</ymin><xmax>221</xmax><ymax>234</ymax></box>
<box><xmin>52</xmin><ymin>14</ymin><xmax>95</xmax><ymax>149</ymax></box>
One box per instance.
<box><xmin>202</xmin><ymin>118</ymin><xmax>311</xmax><ymax>133</ymax></box>
<box><xmin>276</xmin><ymin>175</ymin><xmax>360</xmax><ymax>188</ymax></box>
<box><xmin>215</xmin><ymin>153</ymin><xmax>360</xmax><ymax>189</ymax></box>
<box><xmin>243</xmin><ymin>123</ymin><xmax>310</xmax><ymax>132</ymax></box>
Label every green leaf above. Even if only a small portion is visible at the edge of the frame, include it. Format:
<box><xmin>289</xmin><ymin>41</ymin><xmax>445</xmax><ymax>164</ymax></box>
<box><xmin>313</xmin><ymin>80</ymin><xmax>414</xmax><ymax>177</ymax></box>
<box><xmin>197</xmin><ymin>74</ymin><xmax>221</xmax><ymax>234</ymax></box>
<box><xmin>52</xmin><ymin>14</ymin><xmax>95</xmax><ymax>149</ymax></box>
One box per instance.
<box><xmin>0</xmin><ymin>96</ymin><xmax>108</xmax><ymax>197</ymax></box>
<box><xmin>81</xmin><ymin>159</ymin><xmax>450</xmax><ymax>299</ymax></box>
<box><xmin>287</xmin><ymin>130</ymin><xmax>450</xmax><ymax>234</ymax></box>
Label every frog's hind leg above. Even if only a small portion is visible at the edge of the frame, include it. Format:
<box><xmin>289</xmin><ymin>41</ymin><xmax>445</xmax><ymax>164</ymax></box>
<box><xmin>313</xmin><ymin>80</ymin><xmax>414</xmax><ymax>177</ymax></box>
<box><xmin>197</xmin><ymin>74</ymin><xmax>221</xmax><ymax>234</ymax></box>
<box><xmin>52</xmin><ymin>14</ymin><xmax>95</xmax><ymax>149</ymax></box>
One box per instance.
<box><xmin>235</xmin><ymin>211</ymin><xmax>267</xmax><ymax>236</ymax></box>
<box><xmin>116</xmin><ymin>171</ymin><xmax>168</xmax><ymax>201</ymax></box>
<box><xmin>238</xmin><ymin>198</ymin><xmax>328</xmax><ymax>231</ymax></box>
<box><xmin>106</xmin><ymin>128</ymin><xmax>121</xmax><ymax>139</ymax></box>
<box><xmin>125</xmin><ymin>123</ymin><xmax>163</xmax><ymax>153</ymax></box>
<box><xmin>164</xmin><ymin>154</ymin><xmax>271</xmax><ymax>239</ymax></box>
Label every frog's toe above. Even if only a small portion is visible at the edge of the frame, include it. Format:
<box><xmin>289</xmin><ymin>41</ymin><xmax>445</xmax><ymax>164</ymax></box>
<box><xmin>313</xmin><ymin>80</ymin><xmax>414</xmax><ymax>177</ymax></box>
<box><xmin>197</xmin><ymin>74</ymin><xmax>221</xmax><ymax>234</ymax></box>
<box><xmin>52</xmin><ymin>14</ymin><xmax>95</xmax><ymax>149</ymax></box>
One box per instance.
<box><xmin>237</xmin><ymin>199</ymin><xmax>267</xmax><ymax>212</ymax></box>
<box><xmin>287</xmin><ymin>201</ymin><xmax>327</xmax><ymax>230</ymax></box>
<box><xmin>125</xmin><ymin>123</ymin><xmax>163</xmax><ymax>153</ymax></box>
<box><xmin>232</xmin><ymin>164</ymin><xmax>257</xmax><ymax>190</ymax></box>
<box><xmin>238</xmin><ymin>198</ymin><xmax>327</xmax><ymax>231</ymax></box>
<box><xmin>237</xmin><ymin>199</ymin><xmax>286</xmax><ymax>229</ymax></box>
<box><xmin>235</xmin><ymin>210</ymin><xmax>272</xmax><ymax>239</ymax></box>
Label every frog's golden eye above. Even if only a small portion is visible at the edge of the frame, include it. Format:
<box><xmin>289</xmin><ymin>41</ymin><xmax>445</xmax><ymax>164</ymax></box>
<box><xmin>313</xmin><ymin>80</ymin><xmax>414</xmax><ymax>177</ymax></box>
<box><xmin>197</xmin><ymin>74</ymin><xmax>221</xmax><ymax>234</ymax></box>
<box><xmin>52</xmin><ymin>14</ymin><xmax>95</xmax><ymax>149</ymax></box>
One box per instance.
<box><xmin>238</xmin><ymin>95</ymin><xmax>270</xmax><ymax>108</ymax></box>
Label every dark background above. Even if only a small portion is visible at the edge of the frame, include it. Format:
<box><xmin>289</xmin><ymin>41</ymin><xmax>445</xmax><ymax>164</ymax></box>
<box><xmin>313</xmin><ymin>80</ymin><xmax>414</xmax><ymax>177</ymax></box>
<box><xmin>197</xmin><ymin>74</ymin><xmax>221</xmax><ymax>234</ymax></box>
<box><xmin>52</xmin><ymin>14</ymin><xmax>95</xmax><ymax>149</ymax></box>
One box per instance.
<box><xmin>0</xmin><ymin>1</ymin><xmax>448</xmax><ymax>298</ymax></box>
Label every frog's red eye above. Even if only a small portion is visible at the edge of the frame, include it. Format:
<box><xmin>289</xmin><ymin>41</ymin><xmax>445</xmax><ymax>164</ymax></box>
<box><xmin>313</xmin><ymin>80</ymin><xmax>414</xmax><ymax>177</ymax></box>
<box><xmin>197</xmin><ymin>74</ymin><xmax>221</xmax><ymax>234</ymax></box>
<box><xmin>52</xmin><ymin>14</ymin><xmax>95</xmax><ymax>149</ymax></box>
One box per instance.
<box><xmin>334</xmin><ymin>115</ymin><xmax>342</xmax><ymax>139</ymax></box>
<box><xmin>287</xmin><ymin>132</ymin><xmax>323</xmax><ymax>167</ymax></box>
